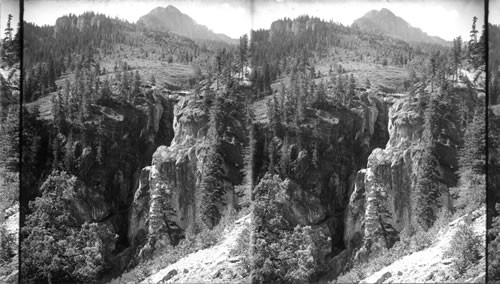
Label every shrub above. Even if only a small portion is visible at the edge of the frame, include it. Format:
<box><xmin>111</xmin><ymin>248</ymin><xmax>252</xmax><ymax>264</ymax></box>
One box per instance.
<box><xmin>252</xmin><ymin>174</ymin><xmax>329</xmax><ymax>283</ymax></box>
<box><xmin>451</xmin><ymin>171</ymin><xmax>485</xmax><ymax>216</ymax></box>
<box><xmin>488</xmin><ymin>210</ymin><xmax>500</xmax><ymax>281</ymax></box>
<box><xmin>21</xmin><ymin>171</ymin><xmax>116</xmax><ymax>283</ymax></box>
<box><xmin>0</xmin><ymin>225</ymin><xmax>14</xmax><ymax>263</ymax></box>
<box><xmin>446</xmin><ymin>222</ymin><xmax>482</xmax><ymax>275</ymax></box>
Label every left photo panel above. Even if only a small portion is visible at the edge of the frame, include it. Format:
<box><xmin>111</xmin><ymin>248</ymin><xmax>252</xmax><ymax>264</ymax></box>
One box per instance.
<box><xmin>0</xmin><ymin>0</ymin><xmax>20</xmax><ymax>283</ymax></box>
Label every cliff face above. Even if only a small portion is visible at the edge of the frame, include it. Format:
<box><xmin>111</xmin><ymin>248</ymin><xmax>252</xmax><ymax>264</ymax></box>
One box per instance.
<box><xmin>54</xmin><ymin>13</ymin><xmax>112</xmax><ymax>36</ymax></box>
<box><xmin>130</xmin><ymin>94</ymin><xmax>247</xmax><ymax>255</ymax></box>
<box><xmin>344</xmin><ymin>84</ymin><xmax>478</xmax><ymax>263</ymax></box>
<box><xmin>269</xmin><ymin>18</ymin><xmax>325</xmax><ymax>39</ymax></box>
<box><xmin>129</xmin><ymin>90</ymin><xmax>389</xmax><ymax>275</ymax></box>
<box><xmin>24</xmin><ymin>90</ymin><xmax>175</xmax><ymax>267</ymax></box>
<box><xmin>251</xmin><ymin>94</ymin><xmax>389</xmax><ymax>280</ymax></box>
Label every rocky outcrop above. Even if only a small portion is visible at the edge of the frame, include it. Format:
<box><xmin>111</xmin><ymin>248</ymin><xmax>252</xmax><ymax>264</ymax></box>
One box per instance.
<box><xmin>54</xmin><ymin>12</ymin><xmax>115</xmax><ymax>37</ymax></box>
<box><xmin>130</xmin><ymin>88</ymin><xmax>389</xmax><ymax>276</ymax></box>
<box><xmin>251</xmin><ymin>94</ymin><xmax>389</xmax><ymax>280</ymax></box>
<box><xmin>269</xmin><ymin>17</ymin><xmax>326</xmax><ymax>40</ymax></box>
<box><xmin>25</xmin><ymin>89</ymin><xmax>175</xmax><ymax>269</ymax></box>
<box><xmin>344</xmin><ymin>85</ymin><xmax>477</xmax><ymax>258</ymax></box>
<box><xmin>130</xmin><ymin>94</ymin><xmax>247</xmax><ymax>252</ymax></box>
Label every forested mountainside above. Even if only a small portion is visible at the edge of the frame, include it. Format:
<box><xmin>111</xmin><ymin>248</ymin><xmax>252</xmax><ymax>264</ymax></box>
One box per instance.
<box><xmin>0</xmin><ymin>14</ymin><xmax>21</xmax><ymax>284</ymax></box>
<box><xmin>20</xmin><ymin>7</ymin><xmax>485</xmax><ymax>284</ymax></box>
<box><xmin>23</xmin><ymin>11</ymin><xmax>232</xmax><ymax>104</ymax></box>
<box><xmin>488</xmin><ymin>23</ymin><xmax>500</xmax><ymax>283</ymax></box>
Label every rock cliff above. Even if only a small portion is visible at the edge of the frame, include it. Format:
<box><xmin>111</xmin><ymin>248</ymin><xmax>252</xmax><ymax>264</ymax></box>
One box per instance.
<box><xmin>23</xmin><ymin>89</ymin><xmax>175</xmax><ymax>278</ymax></box>
<box><xmin>129</xmin><ymin>88</ymin><xmax>390</xmax><ymax>279</ymax></box>
<box><xmin>344</xmin><ymin>83</ymin><xmax>479</xmax><ymax>265</ymax></box>
<box><xmin>130</xmin><ymin>92</ymin><xmax>248</xmax><ymax>256</ymax></box>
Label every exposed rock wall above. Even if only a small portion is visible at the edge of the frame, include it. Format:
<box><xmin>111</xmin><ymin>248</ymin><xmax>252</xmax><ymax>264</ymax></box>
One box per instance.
<box><xmin>251</xmin><ymin>95</ymin><xmax>389</xmax><ymax>279</ymax></box>
<box><xmin>344</xmin><ymin>85</ymin><xmax>476</xmax><ymax>260</ymax></box>
<box><xmin>129</xmin><ymin>90</ymin><xmax>389</xmax><ymax>277</ymax></box>
<box><xmin>130</xmin><ymin>94</ymin><xmax>247</xmax><ymax>252</ymax></box>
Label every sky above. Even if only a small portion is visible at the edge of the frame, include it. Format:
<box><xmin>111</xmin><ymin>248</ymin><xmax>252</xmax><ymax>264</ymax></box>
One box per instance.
<box><xmin>491</xmin><ymin>0</ymin><xmax>500</xmax><ymax>25</ymax></box>
<box><xmin>0</xmin><ymin>0</ymin><xmax>20</xmax><ymax>35</ymax></box>
<box><xmin>24</xmin><ymin>0</ymin><xmax>252</xmax><ymax>39</ymax></box>
<box><xmin>24</xmin><ymin>0</ymin><xmax>484</xmax><ymax>41</ymax></box>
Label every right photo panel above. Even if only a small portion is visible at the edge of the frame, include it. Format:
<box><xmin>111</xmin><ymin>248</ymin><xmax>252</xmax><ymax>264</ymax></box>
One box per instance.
<box><xmin>489</xmin><ymin>0</ymin><xmax>500</xmax><ymax>282</ymax></box>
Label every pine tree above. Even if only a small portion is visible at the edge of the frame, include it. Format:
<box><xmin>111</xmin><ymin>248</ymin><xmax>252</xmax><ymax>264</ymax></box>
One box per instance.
<box><xmin>3</xmin><ymin>14</ymin><xmax>13</xmax><ymax>42</ymax></box>
<box><xmin>415</xmin><ymin>95</ymin><xmax>441</xmax><ymax>230</ymax></box>
<box><xmin>0</xmin><ymin>105</ymin><xmax>19</xmax><ymax>172</ymax></box>
<box><xmin>100</xmin><ymin>76</ymin><xmax>112</xmax><ymax>100</ymax></box>
<box><xmin>454</xmin><ymin>102</ymin><xmax>486</xmax><ymax>212</ymax></box>
<box><xmin>121</xmin><ymin>71</ymin><xmax>130</xmax><ymax>101</ymax></box>
<box><xmin>267</xmin><ymin>95</ymin><xmax>282</xmax><ymax>138</ymax></box>
<box><xmin>312</xmin><ymin>118</ymin><xmax>320</xmax><ymax>168</ymax></box>
<box><xmin>469</xmin><ymin>16</ymin><xmax>478</xmax><ymax>51</ymax></box>
<box><xmin>347</xmin><ymin>74</ymin><xmax>355</xmax><ymax>106</ymax></box>
<box><xmin>279</xmin><ymin>134</ymin><xmax>289</xmax><ymax>177</ymax></box>
<box><xmin>132</xmin><ymin>70</ymin><xmax>141</xmax><ymax>101</ymax></box>
<box><xmin>453</xmin><ymin>36</ymin><xmax>463</xmax><ymax>82</ymax></box>
<box><xmin>336</xmin><ymin>75</ymin><xmax>344</xmax><ymax>103</ymax></box>
<box><xmin>365</xmin><ymin>78</ymin><xmax>371</xmax><ymax>89</ymax></box>
<box><xmin>96</xmin><ymin>116</ymin><xmax>104</xmax><ymax>165</ymax></box>
<box><xmin>314</xmin><ymin>79</ymin><xmax>326</xmax><ymax>105</ymax></box>
<box><xmin>51</xmin><ymin>91</ymin><xmax>66</xmax><ymax>132</ymax></box>
<box><xmin>459</xmin><ymin>104</ymin><xmax>486</xmax><ymax>174</ymax></box>
<box><xmin>241</xmin><ymin>104</ymin><xmax>256</xmax><ymax>203</ymax></box>
<box><xmin>429</xmin><ymin>52</ymin><xmax>439</xmax><ymax>92</ymax></box>
<box><xmin>239</xmin><ymin>34</ymin><xmax>248</xmax><ymax>79</ymax></box>
<box><xmin>200</xmin><ymin>96</ymin><xmax>225</xmax><ymax>229</ymax></box>
<box><xmin>268</xmin><ymin>137</ymin><xmax>277</xmax><ymax>174</ymax></box>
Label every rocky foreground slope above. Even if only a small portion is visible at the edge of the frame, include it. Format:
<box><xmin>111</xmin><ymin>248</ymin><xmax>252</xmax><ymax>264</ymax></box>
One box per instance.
<box><xmin>142</xmin><ymin>214</ymin><xmax>251</xmax><ymax>283</ymax></box>
<box><xmin>361</xmin><ymin>207</ymin><xmax>485</xmax><ymax>283</ymax></box>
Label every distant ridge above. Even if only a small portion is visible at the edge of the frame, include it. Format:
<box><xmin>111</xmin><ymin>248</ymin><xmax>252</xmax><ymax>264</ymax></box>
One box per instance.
<box><xmin>353</xmin><ymin>8</ymin><xmax>449</xmax><ymax>46</ymax></box>
<box><xmin>137</xmin><ymin>5</ymin><xmax>236</xmax><ymax>44</ymax></box>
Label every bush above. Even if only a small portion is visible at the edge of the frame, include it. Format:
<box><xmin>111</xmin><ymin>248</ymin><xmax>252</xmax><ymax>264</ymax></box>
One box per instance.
<box><xmin>445</xmin><ymin>222</ymin><xmax>482</xmax><ymax>275</ymax></box>
<box><xmin>21</xmin><ymin>171</ymin><xmax>116</xmax><ymax>283</ymax></box>
<box><xmin>488</xmin><ymin>209</ymin><xmax>500</xmax><ymax>281</ymax></box>
<box><xmin>0</xmin><ymin>225</ymin><xmax>14</xmax><ymax>263</ymax></box>
<box><xmin>451</xmin><ymin>171</ymin><xmax>485</xmax><ymax>216</ymax></box>
<box><xmin>252</xmin><ymin>174</ymin><xmax>330</xmax><ymax>283</ymax></box>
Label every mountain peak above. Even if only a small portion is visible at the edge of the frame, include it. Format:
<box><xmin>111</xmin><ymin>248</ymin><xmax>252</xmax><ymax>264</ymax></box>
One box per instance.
<box><xmin>353</xmin><ymin>8</ymin><xmax>448</xmax><ymax>46</ymax></box>
<box><xmin>380</xmin><ymin>8</ymin><xmax>395</xmax><ymax>15</ymax></box>
<box><xmin>165</xmin><ymin>5</ymin><xmax>181</xmax><ymax>13</ymax></box>
<box><xmin>138</xmin><ymin>6</ymin><xmax>236</xmax><ymax>44</ymax></box>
